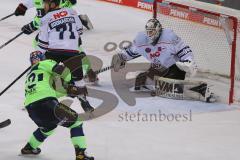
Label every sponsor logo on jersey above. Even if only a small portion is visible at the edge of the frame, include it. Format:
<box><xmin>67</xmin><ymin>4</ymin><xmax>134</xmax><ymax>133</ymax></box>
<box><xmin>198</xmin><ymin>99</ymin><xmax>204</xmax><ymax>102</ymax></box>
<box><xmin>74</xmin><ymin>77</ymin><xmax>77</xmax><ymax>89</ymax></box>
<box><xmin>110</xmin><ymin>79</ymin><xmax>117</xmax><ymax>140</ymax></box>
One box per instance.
<box><xmin>49</xmin><ymin>17</ymin><xmax>75</xmax><ymax>29</ymax></box>
<box><xmin>150</xmin><ymin>51</ymin><xmax>160</xmax><ymax>59</ymax></box>
<box><xmin>53</xmin><ymin>11</ymin><xmax>68</xmax><ymax>19</ymax></box>
<box><xmin>146</xmin><ymin>47</ymin><xmax>164</xmax><ymax>59</ymax></box>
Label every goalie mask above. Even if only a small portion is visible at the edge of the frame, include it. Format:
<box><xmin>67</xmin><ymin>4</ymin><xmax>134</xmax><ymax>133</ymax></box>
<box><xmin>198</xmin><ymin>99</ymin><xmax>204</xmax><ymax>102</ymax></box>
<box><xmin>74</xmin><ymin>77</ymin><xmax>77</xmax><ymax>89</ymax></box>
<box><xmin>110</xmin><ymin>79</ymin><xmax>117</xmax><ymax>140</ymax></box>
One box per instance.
<box><xmin>145</xmin><ymin>19</ymin><xmax>162</xmax><ymax>45</ymax></box>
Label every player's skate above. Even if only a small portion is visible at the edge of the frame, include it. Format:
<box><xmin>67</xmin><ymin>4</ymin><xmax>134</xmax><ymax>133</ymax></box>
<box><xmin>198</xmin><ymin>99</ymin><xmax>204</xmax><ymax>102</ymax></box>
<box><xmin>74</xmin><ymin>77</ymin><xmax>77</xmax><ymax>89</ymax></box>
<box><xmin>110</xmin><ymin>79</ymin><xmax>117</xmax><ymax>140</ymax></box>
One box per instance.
<box><xmin>134</xmin><ymin>85</ymin><xmax>153</xmax><ymax>92</ymax></box>
<box><xmin>134</xmin><ymin>72</ymin><xmax>154</xmax><ymax>92</ymax></box>
<box><xmin>204</xmin><ymin>85</ymin><xmax>217</xmax><ymax>103</ymax></box>
<box><xmin>189</xmin><ymin>83</ymin><xmax>216</xmax><ymax>103</ymax></box>
<box><xmin>21</xmin><ymin>143</ymin><xmax>41</xmax><ymax>155</ymax></box>
<box><xmin>75</xmin><ymin>147</ymin><xmax>94</xmax><ymax>160</ymax></box>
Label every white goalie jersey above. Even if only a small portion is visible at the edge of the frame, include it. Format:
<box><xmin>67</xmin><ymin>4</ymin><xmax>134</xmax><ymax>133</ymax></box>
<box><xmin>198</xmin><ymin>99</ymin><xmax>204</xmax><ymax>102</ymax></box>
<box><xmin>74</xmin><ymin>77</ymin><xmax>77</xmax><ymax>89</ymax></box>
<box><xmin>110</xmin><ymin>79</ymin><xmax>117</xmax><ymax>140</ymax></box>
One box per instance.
<box><xmin>122</xmin><ymin>29</ymin><xmax>195</xmax><ymax>69</ymax></box>
<box><xmin>37</xmin><ymin>8</ymin><xmax>83</xmax><ymax>53</ymax></box>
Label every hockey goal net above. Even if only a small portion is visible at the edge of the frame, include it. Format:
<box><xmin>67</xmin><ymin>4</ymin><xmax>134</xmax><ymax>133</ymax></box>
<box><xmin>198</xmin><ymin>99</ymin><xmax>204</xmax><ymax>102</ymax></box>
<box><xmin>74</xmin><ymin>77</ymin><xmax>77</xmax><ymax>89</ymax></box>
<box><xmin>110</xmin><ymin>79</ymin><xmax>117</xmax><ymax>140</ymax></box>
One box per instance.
<box><xmin>153</xmin><ymin>0</ymin><xmax>240</xmax><ymax>104</ymax></box>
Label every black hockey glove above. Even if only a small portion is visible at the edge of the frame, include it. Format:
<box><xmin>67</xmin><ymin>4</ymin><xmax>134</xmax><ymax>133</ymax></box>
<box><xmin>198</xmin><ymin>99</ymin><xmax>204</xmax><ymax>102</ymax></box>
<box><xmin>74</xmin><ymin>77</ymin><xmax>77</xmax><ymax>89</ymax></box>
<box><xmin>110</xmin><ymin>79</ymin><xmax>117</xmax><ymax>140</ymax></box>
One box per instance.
<box><xmin>66</xmin><ymin>84</ymin><xmax>88</xmax><ymax>97</ymax></box>
<box><xmin>87</xmin><ymin>69</ymin><xmax>98</xmax><ymax>82</ymax></box>
<box><xmin>14</xmin><ymin>3</ymin><xmax>27</xmax><ymax>16</ymax></box>
<box><xmin>69</xmin><ymin>0</ymin><xmax>77</xmax><ymax>5</ymax></box>
<box><xmin>21</xmin><ymin>22</ymin><xmax>37</xmax><ymax>35</ymax></box>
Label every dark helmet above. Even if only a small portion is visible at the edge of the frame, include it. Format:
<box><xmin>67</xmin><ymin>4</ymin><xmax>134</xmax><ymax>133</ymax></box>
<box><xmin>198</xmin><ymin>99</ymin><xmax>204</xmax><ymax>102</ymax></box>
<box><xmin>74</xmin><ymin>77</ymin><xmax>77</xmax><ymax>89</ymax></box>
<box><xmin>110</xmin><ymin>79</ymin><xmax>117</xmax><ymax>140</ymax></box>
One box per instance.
<box><xmin>30</xmin><ymin>51</ymin><xmax>46</xmax><ymax>65</ymax></box>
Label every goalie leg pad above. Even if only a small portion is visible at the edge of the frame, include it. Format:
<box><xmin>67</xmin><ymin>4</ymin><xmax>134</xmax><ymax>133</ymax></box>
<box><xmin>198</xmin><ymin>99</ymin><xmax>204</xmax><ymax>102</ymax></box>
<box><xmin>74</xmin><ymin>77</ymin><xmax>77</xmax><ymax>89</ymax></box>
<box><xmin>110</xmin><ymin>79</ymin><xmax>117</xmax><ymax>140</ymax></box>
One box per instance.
<box><xmin>154</xmin><ymin>76</ymin><xmax>216</xmax><ymax>103</ymax></box>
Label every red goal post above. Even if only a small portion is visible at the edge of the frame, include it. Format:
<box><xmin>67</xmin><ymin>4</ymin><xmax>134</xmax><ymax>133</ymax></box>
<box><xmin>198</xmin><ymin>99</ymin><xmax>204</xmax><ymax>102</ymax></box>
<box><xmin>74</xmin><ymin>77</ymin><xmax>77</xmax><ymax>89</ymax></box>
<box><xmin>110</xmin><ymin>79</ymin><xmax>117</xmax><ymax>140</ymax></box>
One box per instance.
<box><xmin>153</xmin><ymin>0</ymin><xmax>239</xmax><ymax>104</ymax></box>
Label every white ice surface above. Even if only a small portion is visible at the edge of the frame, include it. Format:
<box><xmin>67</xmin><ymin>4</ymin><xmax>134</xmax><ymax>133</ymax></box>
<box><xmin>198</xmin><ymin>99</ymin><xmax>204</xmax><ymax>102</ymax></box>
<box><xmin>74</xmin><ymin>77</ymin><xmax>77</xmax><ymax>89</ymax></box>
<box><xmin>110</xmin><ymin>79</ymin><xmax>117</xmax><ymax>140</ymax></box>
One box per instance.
<box><xmin>0</xmin><ymin>0</ymin><xmax>240</xmax><ymax>160</ymax></box>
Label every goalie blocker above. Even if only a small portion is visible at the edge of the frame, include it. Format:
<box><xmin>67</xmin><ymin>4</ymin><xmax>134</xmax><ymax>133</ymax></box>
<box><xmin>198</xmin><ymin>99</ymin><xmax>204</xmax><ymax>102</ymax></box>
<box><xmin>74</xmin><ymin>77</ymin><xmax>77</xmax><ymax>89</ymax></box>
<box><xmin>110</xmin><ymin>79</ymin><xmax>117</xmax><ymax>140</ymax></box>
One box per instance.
<box><xmin>153</xmin><ymin>76</ymin><xmax>216</xmax><ymax>103</ymax></box>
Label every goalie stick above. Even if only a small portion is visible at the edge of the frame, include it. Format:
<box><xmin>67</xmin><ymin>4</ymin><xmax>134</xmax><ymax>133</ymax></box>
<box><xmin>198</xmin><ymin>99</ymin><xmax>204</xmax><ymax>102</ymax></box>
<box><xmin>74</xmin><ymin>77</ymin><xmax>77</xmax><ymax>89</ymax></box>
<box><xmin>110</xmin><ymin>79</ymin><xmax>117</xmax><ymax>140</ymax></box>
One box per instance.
<box><xmin>82</xmin><ymin>54</ymin><xmax>142</xmax><ymax>79</ymax></box>
<box><xmin>0</xmin><ymin>119</ymin><xmax>11</xmax><ymax>129</ymax></box>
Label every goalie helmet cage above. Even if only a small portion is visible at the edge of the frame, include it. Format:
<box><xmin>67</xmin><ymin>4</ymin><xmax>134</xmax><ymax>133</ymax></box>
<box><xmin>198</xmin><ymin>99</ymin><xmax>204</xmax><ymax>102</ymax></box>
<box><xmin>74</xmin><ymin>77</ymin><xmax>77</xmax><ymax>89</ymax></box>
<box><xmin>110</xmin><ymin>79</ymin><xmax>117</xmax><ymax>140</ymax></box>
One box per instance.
<box><xmin>153</xmin><ymin>0</ymin><xmax>239</xmax><ymax>104</ymax></box>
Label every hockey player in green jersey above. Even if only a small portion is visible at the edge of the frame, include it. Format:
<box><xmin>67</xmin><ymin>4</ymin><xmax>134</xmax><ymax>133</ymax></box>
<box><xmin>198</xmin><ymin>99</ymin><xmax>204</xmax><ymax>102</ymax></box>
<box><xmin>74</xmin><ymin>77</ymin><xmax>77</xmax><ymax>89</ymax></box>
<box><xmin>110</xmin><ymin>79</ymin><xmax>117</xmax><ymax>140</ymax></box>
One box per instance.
<box><xmin>21</xmin><ymin>51</ymin><xmax>94</xmax><ymax>160</ymax></box>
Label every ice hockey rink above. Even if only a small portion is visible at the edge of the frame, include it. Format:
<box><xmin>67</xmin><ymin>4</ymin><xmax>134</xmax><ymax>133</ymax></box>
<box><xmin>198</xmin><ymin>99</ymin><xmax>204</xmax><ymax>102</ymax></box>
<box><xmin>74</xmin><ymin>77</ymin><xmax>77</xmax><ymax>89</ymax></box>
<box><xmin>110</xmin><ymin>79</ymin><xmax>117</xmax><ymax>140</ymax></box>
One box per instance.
<box><xmin>0</xmin><ymin>0</ymin><xmax>240</xmax><ymax>160</ymax></box>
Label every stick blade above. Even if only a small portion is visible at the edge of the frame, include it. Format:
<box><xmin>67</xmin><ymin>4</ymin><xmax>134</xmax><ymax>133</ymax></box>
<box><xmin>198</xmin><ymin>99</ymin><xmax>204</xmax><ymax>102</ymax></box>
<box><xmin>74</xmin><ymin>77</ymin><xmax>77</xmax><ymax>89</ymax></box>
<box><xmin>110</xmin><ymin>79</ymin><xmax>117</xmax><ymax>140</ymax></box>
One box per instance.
<box><xmin>0</xmin><ymin>119</ymin><xmax>11</xmax><ymax>129</ymax></box>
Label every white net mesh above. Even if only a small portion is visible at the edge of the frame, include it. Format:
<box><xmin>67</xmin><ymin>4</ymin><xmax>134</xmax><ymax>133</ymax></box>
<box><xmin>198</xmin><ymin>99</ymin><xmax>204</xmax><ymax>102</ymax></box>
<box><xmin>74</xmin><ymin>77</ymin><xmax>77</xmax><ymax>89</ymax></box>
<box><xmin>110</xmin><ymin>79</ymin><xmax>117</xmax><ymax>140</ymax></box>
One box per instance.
<box><xmin>154</xmin><ymin>0</ymin><xmax>240</xmax><ymax>104</ymax></box>
<box><xmin>234</xmin><ymin>20</ymin><xmax>240</xmax><ymax>104</ymax></box>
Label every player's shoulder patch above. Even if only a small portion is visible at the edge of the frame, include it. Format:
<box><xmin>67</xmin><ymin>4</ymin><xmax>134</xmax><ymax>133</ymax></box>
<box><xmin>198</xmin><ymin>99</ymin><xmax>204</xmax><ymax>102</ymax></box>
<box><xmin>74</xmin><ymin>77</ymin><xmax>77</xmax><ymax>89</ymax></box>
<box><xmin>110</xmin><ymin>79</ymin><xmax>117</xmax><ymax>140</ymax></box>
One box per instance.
<box><xmin>134</xmin><ymin>32</ymin><xmax>149</xmax><ymax>46</ymax></box>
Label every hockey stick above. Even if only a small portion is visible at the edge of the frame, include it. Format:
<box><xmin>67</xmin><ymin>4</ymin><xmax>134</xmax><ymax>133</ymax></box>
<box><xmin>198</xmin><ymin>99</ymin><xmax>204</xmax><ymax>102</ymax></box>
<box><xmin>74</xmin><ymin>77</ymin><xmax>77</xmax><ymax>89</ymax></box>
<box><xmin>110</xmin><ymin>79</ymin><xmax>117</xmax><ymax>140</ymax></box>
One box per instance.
<box><xmin>83</xmin><ymin>55</ymin><xmax>142</xmax><ymax>78</ymax></box>
<box><xmin>0</xmin><ymin>119</ymin><xmax>11</xmax><ymax>129</ymax></box>
<box><xmin>83</xmin><ymin>65</ymin><xmax>113</xmax><ymax>79</ymax></box>
<box><xmin>0</xmin><ymin>13</ymin><xmax>14</xmax><ymax>22</ymax></box>
<box><xmin>0</xmin><ymin>32</ymin><xmax>24</xmax><ymax>50</ymax></box>
<box><xmin>0</xmin><ymin>66</ymin><xmax>31</xmax><ymax>96</ymax></box>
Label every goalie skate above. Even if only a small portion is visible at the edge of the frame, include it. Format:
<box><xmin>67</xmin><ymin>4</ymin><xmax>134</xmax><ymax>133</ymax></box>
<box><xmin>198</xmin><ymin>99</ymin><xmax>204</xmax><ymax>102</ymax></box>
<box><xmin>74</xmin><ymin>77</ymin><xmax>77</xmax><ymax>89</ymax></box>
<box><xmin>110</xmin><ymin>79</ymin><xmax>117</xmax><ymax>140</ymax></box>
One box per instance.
<box><xmin>130</xmin><ymin>85</ymin><xmax>154</xmax><ymax>92</ymax></box>
<box><xmin>204</xmin><ymin>85</ymin><xmax>217</xmax><ymax>103</ymax></box>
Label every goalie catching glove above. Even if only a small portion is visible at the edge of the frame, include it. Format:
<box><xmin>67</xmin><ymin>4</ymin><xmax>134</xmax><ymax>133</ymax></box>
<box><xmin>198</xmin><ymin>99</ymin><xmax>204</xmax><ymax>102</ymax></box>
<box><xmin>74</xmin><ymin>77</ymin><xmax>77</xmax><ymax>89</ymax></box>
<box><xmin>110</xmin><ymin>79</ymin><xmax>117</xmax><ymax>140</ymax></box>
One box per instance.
<box><xmin>111</xmin><ymin>53</ymin><xmax>127</xmax><ymax>72</ymax></box>
<box><xmin>176</xmin><ymin>60</ymin><xmax>197</xmax><ymax>77</ymax></box>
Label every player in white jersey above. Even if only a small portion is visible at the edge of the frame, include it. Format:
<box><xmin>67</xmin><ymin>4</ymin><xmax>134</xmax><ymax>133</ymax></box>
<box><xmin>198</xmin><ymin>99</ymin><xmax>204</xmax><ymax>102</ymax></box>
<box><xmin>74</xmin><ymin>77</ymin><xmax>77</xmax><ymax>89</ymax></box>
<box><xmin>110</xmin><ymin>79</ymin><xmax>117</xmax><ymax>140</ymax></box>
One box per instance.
<box><xmin>36</xmin><ymin>0</ymin><xmax>96</xmax><ymax>112</ymax></box>
<box><xmin>15</xmin><ymin>0</ymin><xmax>97</xmax><ymax>85</ymax></box>
<box><xmin>112</xmin><ymin>19</ymin><xmax>215</xmax><ymax>102</ymax></box>
<box><xmin>37</xmin><ymin>8</ymin><xmax>82</xmax><ymax>52</ymax></box>
<box><xmin>14</xmin><ymin>0</ymin><xmax>93</xmax><ymax>30</ymax></box>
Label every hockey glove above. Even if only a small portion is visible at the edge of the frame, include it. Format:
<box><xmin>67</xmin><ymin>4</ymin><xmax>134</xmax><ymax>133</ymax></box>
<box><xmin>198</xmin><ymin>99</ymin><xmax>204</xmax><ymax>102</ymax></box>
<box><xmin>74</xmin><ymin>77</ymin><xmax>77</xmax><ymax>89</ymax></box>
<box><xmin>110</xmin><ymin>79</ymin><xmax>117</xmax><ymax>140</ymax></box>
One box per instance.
<box><xmin>87</xmin><ymin>69</ymin><xmax>98</xmax><ymax>82</ymax></box>
<box><xmin>14</xmin><ymin>3</ymin><xmax>27</xmax><ymax>16</ymax></box>
<box><xmin>69</xmin><ymin>0</ymin><xmax>77</xmax><ymax>5</ymax></box>
<box><xmin>21</xmin><ymin>22</ymin><xmax>38</xmax><ymax>35</ymax></box>
<box><xmin>66</xmin><ymin>84</ymin><xmax>88</xmax><ymax>97</ymax></box>
<box><xmin>111</xmin><ymin>53</ymin><xmax>127</xmax><ymax>72</ymax></box>
<box><xmin>176</xmin><ymin>60</ymin><xmax>197</xmax><ymax>77</ymax></box>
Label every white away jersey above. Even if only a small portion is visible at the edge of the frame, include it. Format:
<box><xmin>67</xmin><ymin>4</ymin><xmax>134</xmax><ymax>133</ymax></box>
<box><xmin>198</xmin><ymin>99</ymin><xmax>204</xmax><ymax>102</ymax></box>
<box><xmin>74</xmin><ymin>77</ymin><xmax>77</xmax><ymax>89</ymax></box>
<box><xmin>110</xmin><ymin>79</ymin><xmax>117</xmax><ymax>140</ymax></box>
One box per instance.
<box><xmin>37</xmin><ymin>8</ymin><xmax>83</xmax><ymax>53</ymax></box>
<box><xmin>122</xmin><ymin>29</ymin><xmax>194</xmax><ymax>68</ymax></box>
